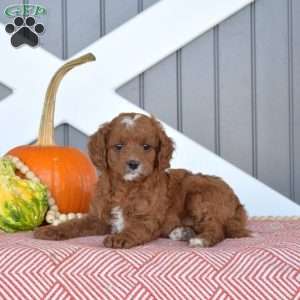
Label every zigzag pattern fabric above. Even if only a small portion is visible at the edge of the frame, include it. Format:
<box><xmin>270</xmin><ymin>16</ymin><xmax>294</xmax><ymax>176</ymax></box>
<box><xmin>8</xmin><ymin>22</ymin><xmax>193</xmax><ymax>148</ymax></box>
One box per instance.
<box><xmin>0</xmin><ymin>221</ymin><xmax>299</xmax><ymax>299</ymax></box>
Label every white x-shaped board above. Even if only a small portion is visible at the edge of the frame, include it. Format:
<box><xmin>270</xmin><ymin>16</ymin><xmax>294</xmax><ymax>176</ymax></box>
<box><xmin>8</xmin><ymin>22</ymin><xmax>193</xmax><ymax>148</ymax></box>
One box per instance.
<box><xmin>0</xmin><ymin>0</ymin><xmax>299</xmax><ymax>216</ymax></box>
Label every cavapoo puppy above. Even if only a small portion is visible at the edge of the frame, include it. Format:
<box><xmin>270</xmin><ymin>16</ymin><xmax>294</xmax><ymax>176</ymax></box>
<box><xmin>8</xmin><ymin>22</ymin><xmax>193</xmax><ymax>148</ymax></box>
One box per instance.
<box><xmin>34</xmin><ymin>113</ymin><xmax>249</xmax><ymax>248</ymax></box>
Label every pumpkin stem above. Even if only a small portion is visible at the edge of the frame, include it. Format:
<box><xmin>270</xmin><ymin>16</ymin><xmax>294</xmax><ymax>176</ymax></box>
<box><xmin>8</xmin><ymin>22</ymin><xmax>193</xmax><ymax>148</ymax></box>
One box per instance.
<box><xmin>36</xmin><ymin>53</ymin><xmax>96</xmax><ymax>146</ymax></box>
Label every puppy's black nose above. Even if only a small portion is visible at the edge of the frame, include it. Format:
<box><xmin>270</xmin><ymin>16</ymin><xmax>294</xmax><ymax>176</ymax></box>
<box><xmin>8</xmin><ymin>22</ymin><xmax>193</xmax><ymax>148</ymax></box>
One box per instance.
<box><xmin>127</xmin><ymin>160</ymin><xmax>140</xmax><ymax>170</ymax></box>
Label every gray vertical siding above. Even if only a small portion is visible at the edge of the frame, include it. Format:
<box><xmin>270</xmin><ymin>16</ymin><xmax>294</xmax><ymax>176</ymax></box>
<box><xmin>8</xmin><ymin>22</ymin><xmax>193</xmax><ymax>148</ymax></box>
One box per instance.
<box><xmin>0</xmin><ymin>83</ymin><xmax>12</xmax><ymax>101</ymax></box>
<box><xmin>213</xmin><ymin>26</ymin><xmax>221</xmax><ymax>156</ymax></box>
<box><xmin>293</xmin><ymin>0</ymin><xmax>300</xmax><ymax>202</ymax></box>
<box><xmin>144</xmin><ymin>54</ymin><xmax>178</xmax><ymax>129</ymax></box>
<box><xmin>218</xmin><ymin>7</ymin><xmax>253</xmax><ymax>175</ymax></box>
<box><xmin>68</xmin><ymin>125</ymin><xmax>89</xmax><ymax>154</ymax></box>
<box><xmin>105</xmin><ymin>0</ymin><xmax>141</xmax><ymax>108</ymax></box>
<box><xmin>66</xmin><ymin>0</ymin><xmax>101</xmax><ymax>58</ymax></box>
<box><xmin>143</xmin><ymin>0</ymin><xmax>160</xmax><ymax>10</ymax></box>
<box><xmin>0</xmin><ymin>0</ymin><xmax>22</xmax><ymax>23</ymax></box>
<box><xmin>25</xmin><ymin>0</ymin><xmax>65</xmax><ymax>58</ymax></box>
<box><xmin>105</xmin><ymin>0</ymin><xmax>138</xmax><ymax>34</ymax></box>
<box><xmin>0</xmin><ymin>0</ymin><xmax>299</xmax><ymax>203</ymax></box>
<box><xmin>181</xmin><ymin>31</ymin><xmax>215</xmax><ymax>152</ymax></box>
<box><xmin>118</xmin><ymin>78</ymin><xmax>140</xmax><ymax>107</ymax></box>
<box><xmin>250</xmin><ymin>2</ymin><xmax>258</xmax><ymax>179</ymax></box>
<box><xmin>255</xmin><ymin>0</ymin><xmax>290</xmax><ymax>197</ymax></box>
<box><xmin>54</xmin><ymin>125</ymin><xmax>67</xmax><ymax>146</ymax></box>
<box><xmin>118</xmin><ymin>0</ymin><xmax>299</xmax><ymax>203</ymax></box>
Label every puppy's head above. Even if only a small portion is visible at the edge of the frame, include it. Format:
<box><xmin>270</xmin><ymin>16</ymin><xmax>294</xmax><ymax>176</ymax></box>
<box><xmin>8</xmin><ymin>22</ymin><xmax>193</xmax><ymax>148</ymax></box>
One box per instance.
<box><xmin>88</xmin><ymin>113</ymin><xmax>174</xmax><ymax>181</ymax></box>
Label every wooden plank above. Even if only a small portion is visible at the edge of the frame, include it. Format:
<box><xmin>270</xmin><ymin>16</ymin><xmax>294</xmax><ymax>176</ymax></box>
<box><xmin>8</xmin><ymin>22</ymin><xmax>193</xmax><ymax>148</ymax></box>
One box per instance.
<box><xmin>0</xmin><ymin>83</ymin><xmax>12</xmax><ymax>101</ymax></box>
<box><xmin>67</xmin><ymin>125</ymin><xmax>89</xmax><ymax>153</ymax></box>
<box><xmin>218</xmin><ymin>7</ymin><xmax>252</xmax><ymax>174</ymax></box>
<box><xmin>0</xmin><ymin>0</ymin><xmax>22</xmax><ymax>23</ymax></box>
<box><xmin>117</xmin><ymin>78</ymin><xmax>140</xmax><ymax>107</ymax></box>
<box><xmin>181</xmin><ymin>30</ymin><xmax>215</xmax><ymax>152</ymax></box>
<box><xmin>143</xmin><ymin>53</ymin><xmax>178</xmax><ymax>128</ymax></box>
<box><xmin>66</xmin><ymin>0</ymin><xmax>101</xmax><ymax>57</ymax></box>
<box><xmin>105</xmin><ymin>0</ymin><xmax>140</xmax><ymax>108</ymax></box>
<box><xmin>292</xmin><ymin>0</ymin><xmax>300</xmax><ymax>203</ymax></box>
<box><xmin>28</xmin><ymin>0</ymin><xmax>64</xmax><ymax>58</ymax></box>
<box><xmin>54</xmin><ymin>124</ymin><xmax>66</xmax><ymax>146</ymax></box>
<box><xmin>143</xmin><ymin>0</ymin><xmax>160</xmax><ymax>10</ymax></box>
<box><xmin>255</xmin><ymin>0</ymin><xmax>290</xmax><ymax>197</ymax></box>
<box><xmin>105</xmin><ymin>0</ymin><xmax>138</xmax><ymax>33</ymax></box>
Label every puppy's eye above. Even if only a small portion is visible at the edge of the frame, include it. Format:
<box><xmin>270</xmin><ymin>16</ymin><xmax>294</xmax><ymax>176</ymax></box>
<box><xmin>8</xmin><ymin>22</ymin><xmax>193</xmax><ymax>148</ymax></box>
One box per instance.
<box><xmin>114</xmin><ymin>144</ymin><xmax>124</xmax><ymax>151</ymax></box>
<box><xmin>143</xmin><ymin>144</ymin><xmax>151</xmax><ymax>151</ymax></box>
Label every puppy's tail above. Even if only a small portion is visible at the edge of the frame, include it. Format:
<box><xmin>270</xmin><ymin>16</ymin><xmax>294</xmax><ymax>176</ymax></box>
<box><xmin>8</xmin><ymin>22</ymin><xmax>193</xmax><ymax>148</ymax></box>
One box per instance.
<box><xmin>225</xmin><ymin>203</ymin><xmax>250</xmax><ymax>238</ymax></box>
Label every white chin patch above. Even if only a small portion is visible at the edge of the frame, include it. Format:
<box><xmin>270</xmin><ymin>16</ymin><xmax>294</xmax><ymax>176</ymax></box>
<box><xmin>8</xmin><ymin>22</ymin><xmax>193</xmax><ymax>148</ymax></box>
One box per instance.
<box><xmin>121</xmin><ymin>114</ymin><xmax>141</xmax><ymax>128</ymax></box>
<box><xmin>124</xmin><ymin>165</ymin><xmax>143</xmax><ymax>181</ymax></box>
<box><xmin>123</xmin><ymin>172</ymin><xmax>140</xmax><ymax>181</ymax></box>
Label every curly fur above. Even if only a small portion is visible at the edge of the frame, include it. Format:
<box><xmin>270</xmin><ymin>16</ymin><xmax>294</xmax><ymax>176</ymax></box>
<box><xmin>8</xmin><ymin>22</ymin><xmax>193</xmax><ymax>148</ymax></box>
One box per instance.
<box><xmin>34</xmin><ymin>113</ymin><xmax>249</xmax><ymax>248</ymax></box>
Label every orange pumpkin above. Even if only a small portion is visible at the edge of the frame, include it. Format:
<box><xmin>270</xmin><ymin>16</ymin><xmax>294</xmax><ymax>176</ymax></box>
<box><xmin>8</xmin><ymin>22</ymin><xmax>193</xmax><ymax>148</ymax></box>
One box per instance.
<box><xmin>7</xmin><ymin>53</ymin><xmax>97</xmax><ymax>215</ymax></box>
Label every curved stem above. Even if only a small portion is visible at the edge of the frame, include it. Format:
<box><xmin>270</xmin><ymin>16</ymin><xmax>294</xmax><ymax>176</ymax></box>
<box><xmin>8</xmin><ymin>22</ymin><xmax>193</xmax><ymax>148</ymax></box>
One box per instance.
<box><xmin>36</xmin><ymin>53</ymin><xmax>96</xmax><ymax>146</ymax></box>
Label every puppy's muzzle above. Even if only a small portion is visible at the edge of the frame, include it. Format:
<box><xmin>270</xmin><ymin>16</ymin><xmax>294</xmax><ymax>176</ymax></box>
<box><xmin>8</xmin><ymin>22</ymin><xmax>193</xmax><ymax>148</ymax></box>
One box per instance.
<box><xmin>127</xmin><ymin>160</ymin><xmax>140</xmax><ymax>171</ymax></box>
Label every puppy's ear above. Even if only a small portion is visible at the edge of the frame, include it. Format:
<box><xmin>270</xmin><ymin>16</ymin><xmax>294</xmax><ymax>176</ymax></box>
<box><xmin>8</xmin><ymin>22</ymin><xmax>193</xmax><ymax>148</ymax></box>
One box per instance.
<box><xmin>152</xmin><ymin>118</ymin><xmax>174</xmax><ymax>171</ymax></box>
<box><xmin>88</xmin><ymin>123</ymin><xmax>111</xmax><ymax>171</ymax></box>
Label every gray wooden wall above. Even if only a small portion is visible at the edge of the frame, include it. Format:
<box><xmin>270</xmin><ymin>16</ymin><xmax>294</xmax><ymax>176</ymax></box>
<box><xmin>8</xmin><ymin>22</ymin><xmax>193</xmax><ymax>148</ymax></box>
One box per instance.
<box><xmin>0</xmin><ymin>0</ymin><xmax>299</xmax><ymax>204</ymax></box>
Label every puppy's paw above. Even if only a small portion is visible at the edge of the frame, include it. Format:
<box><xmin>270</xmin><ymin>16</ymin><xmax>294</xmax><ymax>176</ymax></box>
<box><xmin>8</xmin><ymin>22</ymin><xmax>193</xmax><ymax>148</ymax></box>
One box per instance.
<box><xmin>33</xmin><ymin>225</ymin><xmax>68</xmax><ymax>241</ymax></box>
<box><xmin>103</xmin><ymin>234</ymin><xmax>137</xmax><ymax>249</ymax></box>
<box><xmin>169</xmin><ymin>227</ymin><xmax>195</xmax><ymax>241</ymax></box>
<box><xmin>188</xmin><ymin>237</ymin><xmax>209</xmax><ymax>248</ymax></box>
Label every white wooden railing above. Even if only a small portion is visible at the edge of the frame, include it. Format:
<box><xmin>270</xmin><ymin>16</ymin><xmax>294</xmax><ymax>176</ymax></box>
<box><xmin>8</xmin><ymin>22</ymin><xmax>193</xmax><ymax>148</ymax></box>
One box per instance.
<box><xmin>0</xmin><ymin>0</ymin><xmax>299</xmax><ymax>216</ymax></box>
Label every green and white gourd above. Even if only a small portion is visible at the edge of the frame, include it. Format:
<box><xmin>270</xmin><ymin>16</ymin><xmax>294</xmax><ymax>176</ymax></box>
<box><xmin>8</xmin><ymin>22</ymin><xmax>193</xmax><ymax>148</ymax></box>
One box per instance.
<box><xmin>5</xmin><ymin>155</ymin><xmax>87</xmax><ymax>226</ymax></box>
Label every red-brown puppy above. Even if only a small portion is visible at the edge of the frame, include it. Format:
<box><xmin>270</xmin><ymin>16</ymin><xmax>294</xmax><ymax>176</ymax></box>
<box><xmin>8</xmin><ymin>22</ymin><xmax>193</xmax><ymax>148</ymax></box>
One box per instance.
<box><xmin>34</xmin><ymin>113</ymin><xmax>249</xmax><ymax>248</ymax></box>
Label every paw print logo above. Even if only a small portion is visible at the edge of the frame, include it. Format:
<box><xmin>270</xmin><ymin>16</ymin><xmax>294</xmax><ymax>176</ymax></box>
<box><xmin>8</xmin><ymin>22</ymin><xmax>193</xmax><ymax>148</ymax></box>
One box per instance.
<box><xmin>5</xmin><ymin>16</ymin><xmax>44</xmax><ymax>47</ymax></box>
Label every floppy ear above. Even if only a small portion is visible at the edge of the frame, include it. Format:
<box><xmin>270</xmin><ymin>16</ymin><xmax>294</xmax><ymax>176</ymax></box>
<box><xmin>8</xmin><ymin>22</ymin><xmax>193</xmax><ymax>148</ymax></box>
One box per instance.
<box><xmin>152</xmin><ymin>118</ymin><xmax>174</xmax><ymax>171</ymax></box>
<box><xmin>88</xmin><ymin>122</ymin><xmax>111</xmax><ymax>171</ymax></box>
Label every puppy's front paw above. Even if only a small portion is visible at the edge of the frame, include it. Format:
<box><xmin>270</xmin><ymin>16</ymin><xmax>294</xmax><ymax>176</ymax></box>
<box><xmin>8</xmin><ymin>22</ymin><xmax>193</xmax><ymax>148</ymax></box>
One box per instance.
<box><xmin>169</xmin><ymin>227</ymin><xmax>195</xmax><ymax>241</ymax></box>
<box><xmin>103</xmin><ymin>234</ymin><xmax>137</xmax><ymax>249</ymax></box>
<box><xmin>34</xmin><ymin>225</ymin><xmax>68</xmax><ymax>241</ymax></box>
<box><xmin>188</xmin><ymin>237</ymin><xmax>209</xmax><ymax>248</ymax></box>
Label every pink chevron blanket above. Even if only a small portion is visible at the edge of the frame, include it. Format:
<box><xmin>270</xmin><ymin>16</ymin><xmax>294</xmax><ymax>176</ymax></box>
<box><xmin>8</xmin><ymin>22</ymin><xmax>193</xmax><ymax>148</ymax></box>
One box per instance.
<box><xmin>0</xmin><ymin>220</ymin><xmax>300</xmax><ymax>300</ymax></box>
